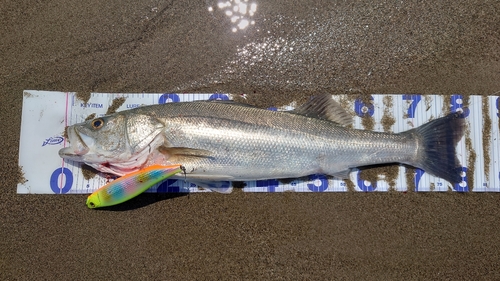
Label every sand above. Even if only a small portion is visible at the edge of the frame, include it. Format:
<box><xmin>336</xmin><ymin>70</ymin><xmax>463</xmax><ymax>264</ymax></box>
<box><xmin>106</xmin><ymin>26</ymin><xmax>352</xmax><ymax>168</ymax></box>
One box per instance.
<box><xmin>1</xmin><ymin>0</ymin><xmax>500</xmax><ymax>279</ymax></box>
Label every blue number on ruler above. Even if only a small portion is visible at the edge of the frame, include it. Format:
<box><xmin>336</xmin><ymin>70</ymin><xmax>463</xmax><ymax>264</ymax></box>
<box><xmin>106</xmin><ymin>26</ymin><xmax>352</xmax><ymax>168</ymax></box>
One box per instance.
<box><xmin>450</xmin><ymin>95</ymin><xmax>470</xmax><ymax>117</ymax></box>
<box><xmin>159</xmin><ymin>93</ymin><xmax>180</xmax><ymax>104</ymax></box>
<box><xmin>454</xmin><ymin>167</ymin><xmax>468</xmax><ymax>192</ymax></box>
<box><xmin>268</xmin><ymin>107</ymin><xmax>278</xmax><ymax>111</ymax></box>
<box><xmin>50</xmin><ymin>167</ymin><xmax>73</xmax><ymax>194</ymax></box>
<box><xmin>357</xmin><ymin>171</ymin><xmax>376</xmax><ymax>192</ymax></box>
<box><xmin>157</xmin><ymin>179</ymin><xmax>181</xmax><ymax>193</ymax></box>
<box><xmin>497</xmin><ymin>97</ymin><xmax>499</xmax><ymax>117</ymax></box>
<box><xmin>256</xmin><ymin>179</ymin><xmax>280</xmax><ymax>192</ymax></box>
<box><xmin>414</xmin><ymin>168</ymin><xmax>425</xmax><ymax>192</ymax></box>
<box><xmin>307</xmin><ymin>174</ymin><xmax>329</xmax><ymax>192</ymax></box>
<box><xmin>354</xmin><ymin>96</ymin><xmax>375</xmax><ymax>117</ymax></box>
<box><xmin>402</xmin><ymin>94</ymin><xmax>422</xmax><ymax>118</ymax></box>
<box><xmin>208</xmin><ymin>94</ymin><xmax>229</xmax><ymax>101</ymax></box>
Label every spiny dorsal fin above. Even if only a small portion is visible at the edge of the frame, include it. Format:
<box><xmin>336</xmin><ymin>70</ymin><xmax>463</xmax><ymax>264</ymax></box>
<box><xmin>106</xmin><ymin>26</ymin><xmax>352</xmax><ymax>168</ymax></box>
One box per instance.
<box><xmin>291</xmin><ymin>94</ymin><xmax>352</xmax><ymax>126</ymax></box>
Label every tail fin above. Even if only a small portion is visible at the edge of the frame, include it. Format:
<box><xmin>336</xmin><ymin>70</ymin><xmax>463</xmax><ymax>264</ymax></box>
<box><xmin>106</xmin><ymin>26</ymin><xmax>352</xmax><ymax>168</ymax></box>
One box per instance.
<box><xmin>409</xmin><ymin>113</ymin><xmax>466</xmax><ymax>184</ymax></box>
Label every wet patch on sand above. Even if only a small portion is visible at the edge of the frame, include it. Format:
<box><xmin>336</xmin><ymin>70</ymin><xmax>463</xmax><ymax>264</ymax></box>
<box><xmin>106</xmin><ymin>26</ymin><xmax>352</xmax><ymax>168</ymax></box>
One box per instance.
<box><xmin>23</xmin><ymin>91</ymin><xmax>34</xmax><ymax>98</ymax></box>
<box><xmin>405</xmin><ymin>167</ymin><xmax>415</xmax><ymax>192</ymax></box>
<box><xmin>359</xmin><ymin>165</ymin><xmax>400</xmax><ymax>191</ymax></box>
<box><xmin>381</xmin><ymin>96</ymin><xmax>395</xmax><ymax>133</ymax></box>
<box><xmin>76</xmin><ymin>92</ymin><xmax>91</xmax><ymax>104</ymax></box>
<box><xmin>84</xmin><ymin>113</ymin><xmax>96</xmax><ymax>121</ymax></box>
<box><xmin>361</xmin><ymin>115</ymin><xmax>375</xmax><ymax>131</ymax></box>
<box><xmin>465</xmin><ymin>128</ymin><xmax>476</xmax><ymax>191</ymax></box>
<box><xmin>81</xmin><ymin>164</ymin><xmax>99</xmax><ymax>180</ymax></box>
<box><xmin>482</xmin><ymin>96</ymin><xmax>491</xmax><ymax>181</ymax></box>
<box><xmin>424</xmin><ymin>95</ymin><xmax>433</xmax><ymax>111</ymax></box>
<box><xmin>344</xmin><ymin>178</ymin><xmax>356</xmax><ymax>192</ymax></box>
<box><xmin>17</xmin><ymin>166</ymin><xmax>28</xmax><ymax>185</ymax></box>
<box><xmin>63</xmin><ymin>126</ymin><xmax>69</xmax><ymax>140</ymax></box>
<box><xmin>106</xmin><ymin>97</ymin><xmax>127</xmax><ymax>115</ymax></box>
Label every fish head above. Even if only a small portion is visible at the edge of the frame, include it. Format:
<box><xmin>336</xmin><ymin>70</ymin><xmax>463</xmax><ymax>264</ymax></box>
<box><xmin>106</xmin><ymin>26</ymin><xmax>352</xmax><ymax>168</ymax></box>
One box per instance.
<box><xmin>59</xmin><ymin>113</ymin><xmax>166</xmax><ymax>175</ymax></box>
<box><xmin>59</xmin><ymin>114</ymin><xmax>129</xmax><ymax>164</ymax></box>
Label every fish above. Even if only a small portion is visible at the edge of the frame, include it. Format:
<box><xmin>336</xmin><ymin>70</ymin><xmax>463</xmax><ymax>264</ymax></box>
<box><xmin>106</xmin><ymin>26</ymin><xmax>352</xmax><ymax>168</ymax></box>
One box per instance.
<box><xmin>86</xmin><ymin>164</ymin><xmax>184</xmax><ymax>208</ymax></box>
<box><xmin>59</xmin><ymin>94</ymin><xmax>466</xmax><ymax>192</ymax></box>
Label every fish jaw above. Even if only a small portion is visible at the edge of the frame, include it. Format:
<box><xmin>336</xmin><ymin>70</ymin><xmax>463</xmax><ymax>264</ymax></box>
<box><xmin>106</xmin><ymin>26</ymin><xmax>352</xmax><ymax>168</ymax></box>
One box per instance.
<box><xmin>58</xmin><ymin>126</ymin><xmax>90</xmax><ymax>162</ymax></box>
<box><xmin>58</xmin><ymin>125</ymin><xmax>117</xmax><ymax>164</ymax></box>
<box><xmin>80</xmin><ymin>133</ymin><xmax>168</xmax><ymax>176</ymax></box>
<box><xmin>59</xmin><ymin>124</ymin><xmax>134</xmax><ymax>172</ymax></box>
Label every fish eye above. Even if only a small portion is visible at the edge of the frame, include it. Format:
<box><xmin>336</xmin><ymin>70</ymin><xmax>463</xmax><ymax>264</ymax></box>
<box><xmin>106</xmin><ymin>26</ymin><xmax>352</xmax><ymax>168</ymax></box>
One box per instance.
<box><xmin>89</xmin><ymin>201</ymin><xmax>96</xmax><ymax>208</ymax></box>
<box><xmin>91</xmin><ymin>118</ymin><xmax>104</xmax><ymax>129</ymax></box>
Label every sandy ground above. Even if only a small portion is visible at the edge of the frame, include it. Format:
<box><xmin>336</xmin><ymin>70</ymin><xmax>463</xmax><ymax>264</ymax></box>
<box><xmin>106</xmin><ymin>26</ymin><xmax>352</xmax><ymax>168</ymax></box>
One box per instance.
<box><xmin>1</xmin><ymin>0</ymin><xmax>500</xmax><ymax>279</ymax></box>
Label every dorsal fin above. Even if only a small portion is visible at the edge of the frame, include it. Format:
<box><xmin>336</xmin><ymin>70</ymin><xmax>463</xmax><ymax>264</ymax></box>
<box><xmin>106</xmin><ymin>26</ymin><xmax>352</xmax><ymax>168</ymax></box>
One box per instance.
<box><xmin>291</xmin><ymin>94</ymin><xmax>352</xmax><ymax>126</ymax></box>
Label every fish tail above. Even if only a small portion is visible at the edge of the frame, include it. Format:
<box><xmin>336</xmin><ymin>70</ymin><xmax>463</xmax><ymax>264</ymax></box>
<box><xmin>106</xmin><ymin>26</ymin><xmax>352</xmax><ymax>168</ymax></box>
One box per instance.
<box><xmin>409</xmin><ymin>113</ymin><xmax>466</xmax><ymax>183</ymax></box>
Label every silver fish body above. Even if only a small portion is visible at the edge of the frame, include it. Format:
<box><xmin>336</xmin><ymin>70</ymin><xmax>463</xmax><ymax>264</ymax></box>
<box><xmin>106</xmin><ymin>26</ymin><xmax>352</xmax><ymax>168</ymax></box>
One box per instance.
<box><xmin>59</xmin><ymin>95</ymin><xmax>465</xmax><ymax>186</ymax></box>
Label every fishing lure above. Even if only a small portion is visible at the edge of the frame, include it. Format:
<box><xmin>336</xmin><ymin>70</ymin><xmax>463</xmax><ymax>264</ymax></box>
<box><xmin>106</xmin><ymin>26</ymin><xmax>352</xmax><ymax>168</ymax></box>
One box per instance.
<box><xmin>86</xmin><ymin>164</ymin><xmax>184</xmax><ymax>208</ymax></box>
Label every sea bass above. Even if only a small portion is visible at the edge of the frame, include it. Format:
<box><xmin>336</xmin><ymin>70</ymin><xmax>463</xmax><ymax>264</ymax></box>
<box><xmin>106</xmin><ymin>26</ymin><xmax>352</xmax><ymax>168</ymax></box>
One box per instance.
<box><xmin>59</xmin><ymin>95</ymin><xmax>465</xmax><ymax>192</ymax></box>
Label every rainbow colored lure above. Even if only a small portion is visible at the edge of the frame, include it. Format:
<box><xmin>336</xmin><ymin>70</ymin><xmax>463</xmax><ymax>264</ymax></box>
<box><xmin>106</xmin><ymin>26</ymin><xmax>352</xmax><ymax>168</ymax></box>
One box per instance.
<box><xmin>86</xmin><ymin>164</ymin><xmax>184</xmax><ymax>209</ymax></box>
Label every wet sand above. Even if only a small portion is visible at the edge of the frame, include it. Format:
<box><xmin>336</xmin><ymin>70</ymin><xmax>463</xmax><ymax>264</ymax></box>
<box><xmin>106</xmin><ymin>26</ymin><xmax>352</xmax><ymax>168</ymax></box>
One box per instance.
<box><xmin>1</xmin><ymin>0</ymin><xmax>500</xmax><ymax>279</ymax></box>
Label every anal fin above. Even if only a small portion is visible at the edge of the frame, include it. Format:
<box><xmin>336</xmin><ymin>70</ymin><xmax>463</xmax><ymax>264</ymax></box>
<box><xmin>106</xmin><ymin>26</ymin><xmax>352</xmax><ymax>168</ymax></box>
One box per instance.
<box><xmin>331</xmin><ymin>169</ymin><xmax>351</xmax><ymax>180</ymax></box>
<box><xmin>189</xmin><ymin>180</ymin><xmax>233</xmax><ymax>194</ymax></box>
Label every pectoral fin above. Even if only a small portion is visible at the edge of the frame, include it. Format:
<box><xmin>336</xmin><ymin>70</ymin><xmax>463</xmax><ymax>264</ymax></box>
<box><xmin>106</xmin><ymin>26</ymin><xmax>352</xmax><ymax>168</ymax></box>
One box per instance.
<box><xmin>158</xmin><ymin>145</ymin><xmax>213</xmax><ymax>159</ymax></box>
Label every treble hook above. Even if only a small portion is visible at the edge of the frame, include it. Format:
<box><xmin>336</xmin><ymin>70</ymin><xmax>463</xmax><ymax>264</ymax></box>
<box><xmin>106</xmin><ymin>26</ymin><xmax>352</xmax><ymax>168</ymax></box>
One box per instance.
<box><xmin>180</xmin><ymin>165</ymin><xmax>187</xmax><ymax>182</ymax></box>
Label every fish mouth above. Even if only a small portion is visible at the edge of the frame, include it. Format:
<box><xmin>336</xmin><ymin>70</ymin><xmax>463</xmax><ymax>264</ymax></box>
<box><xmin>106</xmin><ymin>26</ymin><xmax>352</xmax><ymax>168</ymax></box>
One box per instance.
<box><xmin>58</xmin><ymin>126</ymin><xmax>91</xmax><ymax>160</ymax></box>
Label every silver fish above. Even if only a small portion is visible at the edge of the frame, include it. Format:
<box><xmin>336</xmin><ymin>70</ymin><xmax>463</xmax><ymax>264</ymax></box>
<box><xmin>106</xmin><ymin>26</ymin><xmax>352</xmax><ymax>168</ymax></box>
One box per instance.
<box><xmin>59</xmin><ymin>95</ymin><xmax>465</xmax><ymax>192</ymax></box>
